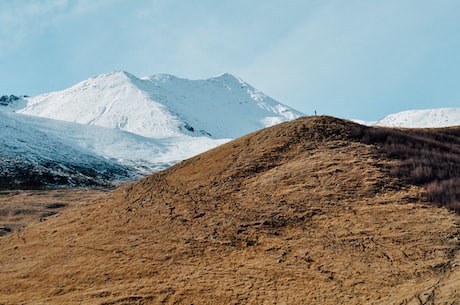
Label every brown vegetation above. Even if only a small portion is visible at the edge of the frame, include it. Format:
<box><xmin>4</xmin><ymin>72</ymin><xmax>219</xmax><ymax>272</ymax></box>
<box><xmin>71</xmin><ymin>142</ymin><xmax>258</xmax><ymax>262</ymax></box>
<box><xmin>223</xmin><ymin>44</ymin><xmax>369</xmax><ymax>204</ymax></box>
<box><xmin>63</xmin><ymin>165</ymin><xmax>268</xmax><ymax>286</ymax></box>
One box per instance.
<box><xmin>0</xmin><ymin>189</ymin><xmax>108</xmax><ymax>236</ymax></box>
<box><xmin>0</xmin><ymin>116</ymin><xmax>459</xmax><ymax>304</ymax></box>
<box><xmin>351</xmin><ymin>124</ymin><xmax>460</xmax><ymax>212</ymax></box>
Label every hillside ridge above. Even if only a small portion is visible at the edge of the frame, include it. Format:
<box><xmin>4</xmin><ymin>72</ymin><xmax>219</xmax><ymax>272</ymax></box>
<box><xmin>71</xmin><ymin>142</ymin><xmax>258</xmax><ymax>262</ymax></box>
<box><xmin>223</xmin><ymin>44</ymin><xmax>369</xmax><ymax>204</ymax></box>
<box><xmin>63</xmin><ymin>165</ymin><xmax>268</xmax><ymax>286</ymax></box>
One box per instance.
<box><xmin>0</xmin><ymin>116</ymin><xmax>459</xmax><ymax>304</ymax></box>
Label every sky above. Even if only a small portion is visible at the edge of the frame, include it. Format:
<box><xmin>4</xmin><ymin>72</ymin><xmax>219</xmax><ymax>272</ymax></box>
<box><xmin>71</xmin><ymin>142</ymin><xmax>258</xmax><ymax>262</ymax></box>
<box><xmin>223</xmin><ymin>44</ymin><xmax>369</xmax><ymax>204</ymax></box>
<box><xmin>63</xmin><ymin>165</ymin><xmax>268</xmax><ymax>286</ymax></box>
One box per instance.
<box><xmin>1</xmin><ymin>0</ymin><xmax>459</xmax><ymax>121</ymax></box>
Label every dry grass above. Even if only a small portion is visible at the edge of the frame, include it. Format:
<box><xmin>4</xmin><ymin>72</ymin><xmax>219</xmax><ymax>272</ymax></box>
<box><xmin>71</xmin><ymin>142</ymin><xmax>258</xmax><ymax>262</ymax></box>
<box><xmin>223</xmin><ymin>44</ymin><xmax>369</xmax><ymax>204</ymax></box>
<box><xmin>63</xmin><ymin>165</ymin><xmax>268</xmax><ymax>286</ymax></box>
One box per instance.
<box><xmin>0</xmin><ymin>116</ymin><xmax>459</xmax><ymax>304</ymax></box>
<box><xmin>0</xmin><ymin>189</ymin><xmax>107</xmax><ymax>236</ymax></box>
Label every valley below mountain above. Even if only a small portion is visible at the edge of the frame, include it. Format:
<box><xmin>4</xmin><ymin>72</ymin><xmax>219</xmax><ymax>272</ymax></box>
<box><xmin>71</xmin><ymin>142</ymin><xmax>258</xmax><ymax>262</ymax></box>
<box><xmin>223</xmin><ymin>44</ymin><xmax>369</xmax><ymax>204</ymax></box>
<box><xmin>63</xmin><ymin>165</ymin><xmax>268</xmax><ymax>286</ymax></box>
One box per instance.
<box><xmin>1</xmin><ymin>116</ymin><xmax>459</xmax><ymax>304</ymax></box>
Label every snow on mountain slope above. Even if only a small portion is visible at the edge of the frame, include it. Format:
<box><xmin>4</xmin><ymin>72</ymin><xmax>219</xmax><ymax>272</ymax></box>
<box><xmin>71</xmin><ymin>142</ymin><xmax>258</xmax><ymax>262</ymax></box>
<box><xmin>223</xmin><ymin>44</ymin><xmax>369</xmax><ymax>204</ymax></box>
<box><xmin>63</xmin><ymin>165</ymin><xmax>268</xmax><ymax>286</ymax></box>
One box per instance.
<box><xmin>2</xmin><ymin>71</ymin><xmax>301</xmax><ymax>186</ymax></box>
<box><xmin>18</xmin><ymin>71</ymin><xmax>303</xmax><ymax>139</ymax></box>
<box><xmin>19</xmin><ymin>72</ymin><xmax>177</xmax><ymax>138</ymax></box>
<box><xmin>139</xmin><ymin>73</ymin><xmax>302</xmax><ymax>138</ymax></box>
<box><xmin>374</xmin><ymin>108</ymin><xmax>460</xmax><ymax>128</ymax></box>
<box><xmin>0</xmin><ymin>111</ymin><xmax>132</xmax><ymax>188</ymax></box>
<box><xmin>0</xmin><ymin>110</ymin><xmax>229</xmax><ymax>175</ymax></box>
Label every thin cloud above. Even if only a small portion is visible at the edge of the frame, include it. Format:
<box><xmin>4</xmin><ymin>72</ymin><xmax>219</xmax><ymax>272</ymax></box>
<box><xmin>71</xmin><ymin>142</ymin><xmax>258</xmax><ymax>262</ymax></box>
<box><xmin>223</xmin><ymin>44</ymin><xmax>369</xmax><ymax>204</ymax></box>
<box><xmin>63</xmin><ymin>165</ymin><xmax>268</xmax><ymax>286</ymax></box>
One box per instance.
<box><xmin>0</xmin><ymin>0</ymin><xmax>70</xmax><ymax>57</ymax></box>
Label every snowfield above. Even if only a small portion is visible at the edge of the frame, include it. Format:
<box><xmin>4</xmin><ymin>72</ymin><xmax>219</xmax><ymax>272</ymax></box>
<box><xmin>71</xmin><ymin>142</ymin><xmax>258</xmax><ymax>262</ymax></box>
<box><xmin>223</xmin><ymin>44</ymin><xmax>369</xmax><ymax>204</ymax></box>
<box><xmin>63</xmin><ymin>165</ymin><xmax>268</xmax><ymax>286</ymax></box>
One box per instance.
<box><xmin>0</xmin><ymin>111</ymin><xmax>132</xmax><ymax>187</ymax></box>
<box><xmin>374</xmin><ymin>108</ymin><xmax>460</xmax><ymax>128</ymax></box>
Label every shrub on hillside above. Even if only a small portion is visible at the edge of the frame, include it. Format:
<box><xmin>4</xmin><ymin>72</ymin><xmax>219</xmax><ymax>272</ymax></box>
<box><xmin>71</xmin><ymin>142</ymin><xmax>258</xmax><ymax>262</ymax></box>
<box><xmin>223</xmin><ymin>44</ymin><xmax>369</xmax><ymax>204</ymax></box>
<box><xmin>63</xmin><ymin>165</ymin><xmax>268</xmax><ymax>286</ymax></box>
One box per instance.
<box><xmin>352</xmin><ymin>124</ymin><xmax>460</xmax><ymax>213</ymax></box>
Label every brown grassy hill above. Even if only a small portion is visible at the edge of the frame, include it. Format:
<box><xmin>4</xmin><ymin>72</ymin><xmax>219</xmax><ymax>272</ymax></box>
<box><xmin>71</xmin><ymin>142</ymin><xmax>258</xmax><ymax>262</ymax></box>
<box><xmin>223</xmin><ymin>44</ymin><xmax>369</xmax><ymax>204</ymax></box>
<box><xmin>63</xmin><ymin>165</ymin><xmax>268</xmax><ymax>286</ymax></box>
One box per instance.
<box><xmin>0</xmin><ymin>189</ymin><xmax>107</xmax><ymax>236</ymax></box>
<box><xmin>0</xmin><ymin>116</ymin><xmax>459</xmax><ymax>304</ymax></box>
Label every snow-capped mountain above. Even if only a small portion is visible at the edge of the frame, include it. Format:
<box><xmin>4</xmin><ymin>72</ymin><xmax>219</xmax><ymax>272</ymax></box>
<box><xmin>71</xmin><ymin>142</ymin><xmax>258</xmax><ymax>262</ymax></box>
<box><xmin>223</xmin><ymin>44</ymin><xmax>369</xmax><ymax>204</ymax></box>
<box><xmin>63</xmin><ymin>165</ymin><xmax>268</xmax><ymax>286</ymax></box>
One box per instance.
<box><xmin>19</xmin><ymin>71</ymin><xmax>302</xmax><ymax>139</ymax></box>
<box><xmin>0</xmin><ymin>111</ymin><xmax>132</xmax><ymax>188</ymax></box>
<box><xmin>14</xmin><ymin>111</ymin><xmax>230</xmax><ymax>174</ymax></box>
<box><xmin>1</xmin><ymin>72</ymin><xmax>303</xmax><ymax>187</ymax></box>
<box><xmin>374</xmin><ymin>108</ymin><xmax>460</xmax><ymax>128</ymax></box>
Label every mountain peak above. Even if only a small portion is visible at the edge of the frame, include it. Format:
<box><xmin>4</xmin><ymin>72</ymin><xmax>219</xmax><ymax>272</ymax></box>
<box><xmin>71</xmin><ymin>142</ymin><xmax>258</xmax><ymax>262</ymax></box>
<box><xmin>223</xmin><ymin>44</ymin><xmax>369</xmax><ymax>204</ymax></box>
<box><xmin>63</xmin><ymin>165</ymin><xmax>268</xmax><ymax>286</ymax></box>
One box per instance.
<box><xmin>207</xmin><ymin>73</ymin><xmax>247</xmax><ymax>86</ymax></box>
<box><xmin>144</xmin><ymin>73</ymin><xmax>179</xmax><ymax>83</ymax></box>
<box><xmin>85</xmin><ymin>70</ymin><xmax>138</xmax><ymax>85</ymax></box>
<box><xmin>19</xmin><ymin>71</ymin><xmax>303</xmax><ymax>139</ymax></box>
<box><xmin>210</xmin><ymin>72</ymin><xmax>240</xmax><ymax>81</ymax></box>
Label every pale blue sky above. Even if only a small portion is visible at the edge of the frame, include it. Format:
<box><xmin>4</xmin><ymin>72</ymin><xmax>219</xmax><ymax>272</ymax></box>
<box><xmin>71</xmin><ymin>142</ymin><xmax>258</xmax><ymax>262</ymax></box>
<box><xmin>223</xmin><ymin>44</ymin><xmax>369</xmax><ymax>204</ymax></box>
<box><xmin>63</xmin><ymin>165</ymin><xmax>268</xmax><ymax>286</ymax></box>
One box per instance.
<box><xmin>1</xmin><ymin>0</ymin><xmax>459</xmax><ymax>120</ymax></box>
